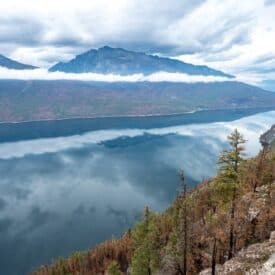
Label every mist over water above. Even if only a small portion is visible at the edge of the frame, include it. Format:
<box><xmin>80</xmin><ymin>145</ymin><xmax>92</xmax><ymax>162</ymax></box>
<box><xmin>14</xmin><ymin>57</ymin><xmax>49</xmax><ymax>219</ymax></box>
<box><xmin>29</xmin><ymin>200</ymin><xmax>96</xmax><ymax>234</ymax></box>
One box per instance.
<box><xmin>0</xmin><ymin>110</ymin><xmax>273</xmax><ymax>274</ymax></box>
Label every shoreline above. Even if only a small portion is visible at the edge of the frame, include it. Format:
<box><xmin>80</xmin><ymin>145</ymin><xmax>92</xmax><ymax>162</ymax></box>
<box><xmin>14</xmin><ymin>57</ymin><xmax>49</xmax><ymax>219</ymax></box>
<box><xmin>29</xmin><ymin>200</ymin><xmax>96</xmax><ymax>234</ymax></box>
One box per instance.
<box><xmin>0</xmin><ymin>110</ymin><xmax>202</xmax><ymax>125</ymax></box>
<box><xmin>0</xmin><ymin>106</ymin><xmax>274</xmax><ymax>125</ymax></box>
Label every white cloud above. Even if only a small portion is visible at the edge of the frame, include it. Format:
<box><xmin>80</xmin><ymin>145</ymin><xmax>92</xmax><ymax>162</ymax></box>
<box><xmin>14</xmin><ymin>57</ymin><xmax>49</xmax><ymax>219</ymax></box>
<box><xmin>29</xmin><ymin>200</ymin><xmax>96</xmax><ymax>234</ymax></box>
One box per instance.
<box><xmin>173</xmin><ymin>0</ymin><xmax>275</xmax><ymax>84</ymax></box>
<box><xmin>0</xmin><ymin>110</ymin><xmax>273</xmax><ymax>160</ymax></box>
<box><xmin>0</xmin><ymin>67</ymin><xmax>230</xmax><ymax>82</ymax></box>
<box><xmin>0</xmin><ymin>0</ymin><xmax>275</xmax><ymax>83</ymax></box>
<box><xmin>0</xmin><ymin>0</ymin><xmax>203</xmax><ymax>67</ymax></box>
<box><xmin>165</xmin><ymin>0</ymin><xmax>255</xmax><ymax>53</ymax></box>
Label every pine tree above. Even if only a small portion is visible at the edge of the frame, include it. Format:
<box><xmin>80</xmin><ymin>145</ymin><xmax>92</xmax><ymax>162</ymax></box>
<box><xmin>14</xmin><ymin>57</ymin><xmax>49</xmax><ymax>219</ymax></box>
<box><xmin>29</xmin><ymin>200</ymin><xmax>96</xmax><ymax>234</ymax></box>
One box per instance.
<box><xmin>166</xmin><ymin>170</ymin><xmax>193</xmax><ymax>274</ymax></box>
<box><xmin>216</xmin><ymin>129</ymin><xmax>246</xmax><ymax>259</ymax></box>
<box><xmin>131</xmin><ymin>207</ymin><xmax>159</xmax><ymax>275</ymax></box>
<box><xmin>107</xmin><ymin>261</ymin><xmax>122</xmax><ymax>275</ymax></box>
<box><xmin>179</xmin><ymin>170</ymin><xmax>188</xmax><ymax>275</ymax></box>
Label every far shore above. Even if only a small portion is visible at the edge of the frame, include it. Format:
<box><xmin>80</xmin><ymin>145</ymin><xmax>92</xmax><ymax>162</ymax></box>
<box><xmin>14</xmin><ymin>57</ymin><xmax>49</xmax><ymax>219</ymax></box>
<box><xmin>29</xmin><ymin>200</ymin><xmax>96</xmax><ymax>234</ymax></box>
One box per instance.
<box><xmin>0</xmin><ymin>110</ymin><xmax>201</xmax><ymax>125</ymax></box>
<box><xmin>0</xmin><ymin>106</ymin><xmax>274</xmax><ymax>125</ymax></box>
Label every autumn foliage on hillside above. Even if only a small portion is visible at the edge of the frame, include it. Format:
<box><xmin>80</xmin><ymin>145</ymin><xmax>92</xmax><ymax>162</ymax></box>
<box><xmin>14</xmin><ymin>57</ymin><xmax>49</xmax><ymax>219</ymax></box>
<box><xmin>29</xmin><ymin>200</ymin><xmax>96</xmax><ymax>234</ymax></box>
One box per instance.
<box><xmin>35</xmin><ymin>233</ymin><xmax>132</xmax><ymax>275</ymax></box>
<box><xmin>34</xmin><ymin>130</ymin><xmax>275</xmax><ymax>275</ymax></box>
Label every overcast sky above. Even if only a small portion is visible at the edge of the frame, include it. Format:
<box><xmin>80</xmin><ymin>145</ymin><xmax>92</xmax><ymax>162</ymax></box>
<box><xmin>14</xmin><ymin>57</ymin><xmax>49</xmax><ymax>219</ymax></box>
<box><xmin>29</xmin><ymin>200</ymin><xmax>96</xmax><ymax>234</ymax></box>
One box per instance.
<box><xmin>1</xmin><ymin>0</ymin><xmax>275</xmax><ymax>84</ymax></box>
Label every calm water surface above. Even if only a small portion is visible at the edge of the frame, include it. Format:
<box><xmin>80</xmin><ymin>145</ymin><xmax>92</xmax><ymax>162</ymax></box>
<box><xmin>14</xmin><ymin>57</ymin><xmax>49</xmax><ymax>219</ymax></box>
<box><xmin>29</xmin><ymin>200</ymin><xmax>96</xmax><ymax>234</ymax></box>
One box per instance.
<box><xmin>0</xmin><ymin>108</ymin><xmax>274</xmax><ymax>274</ymax></box>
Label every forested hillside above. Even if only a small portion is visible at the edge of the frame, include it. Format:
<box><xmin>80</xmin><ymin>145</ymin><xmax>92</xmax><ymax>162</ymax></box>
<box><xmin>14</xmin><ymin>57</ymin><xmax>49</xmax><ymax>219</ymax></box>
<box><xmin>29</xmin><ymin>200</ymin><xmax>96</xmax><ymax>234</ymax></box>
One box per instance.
<box><xmin>1</xmin><ymin>80</ymin><xmax>275</xmax><ymax>122</ymax></box>
<box><xmin>34</xmin><ymin>129</ymin><xmax>275</xmax><ymax>275</ymax></box>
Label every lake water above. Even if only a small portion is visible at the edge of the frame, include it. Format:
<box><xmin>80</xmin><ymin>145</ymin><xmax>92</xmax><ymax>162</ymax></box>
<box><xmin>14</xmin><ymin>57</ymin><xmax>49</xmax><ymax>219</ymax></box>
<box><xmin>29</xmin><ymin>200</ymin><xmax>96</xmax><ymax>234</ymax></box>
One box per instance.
<box><xmin>0</xmin><ymin>108</ymin><xmax>274</xmax><ymax>274</ymax></box>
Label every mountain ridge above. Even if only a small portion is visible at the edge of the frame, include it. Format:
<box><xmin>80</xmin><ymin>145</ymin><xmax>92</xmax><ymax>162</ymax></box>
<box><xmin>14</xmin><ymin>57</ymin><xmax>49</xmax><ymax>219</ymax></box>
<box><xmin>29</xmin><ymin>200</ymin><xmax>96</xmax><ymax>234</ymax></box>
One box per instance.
<box><xmin>0</xmin><ymin>54</ymin><xmax>37</xmax><ymax>70</ymax></box>
<box><xmin>49</xmin><ymin>46</ymin><xmax>233</xmax><ymax>77</ymax></box>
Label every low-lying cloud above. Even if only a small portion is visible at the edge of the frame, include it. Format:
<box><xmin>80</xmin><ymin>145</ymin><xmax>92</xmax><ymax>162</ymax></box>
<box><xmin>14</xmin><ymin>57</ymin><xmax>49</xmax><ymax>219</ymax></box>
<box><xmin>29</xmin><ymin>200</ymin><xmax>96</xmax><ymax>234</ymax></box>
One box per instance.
<box><xmin>0</xmin><ymin>67</ymin><xmax>231</xmax><ymax>83</ymax></box>
<box><xmin>1</xmin><ymin>1</ymin><xmax>275</xmax><ymax>85</ymax></box>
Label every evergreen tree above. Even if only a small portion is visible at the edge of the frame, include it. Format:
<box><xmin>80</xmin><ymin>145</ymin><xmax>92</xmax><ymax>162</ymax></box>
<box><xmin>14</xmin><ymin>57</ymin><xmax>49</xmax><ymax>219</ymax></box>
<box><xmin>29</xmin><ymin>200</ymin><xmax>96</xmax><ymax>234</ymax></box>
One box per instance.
<box><xmin>166</xmin><ymin>170</ymin><xmax>194</xmax><ymax>274</ymax></box>
<box><xmin>179</xmin><ymin>170</ymin><xmax>188</xmax><ymax>275</ymax></box>
<box><xmin>131</xmin><ymin>207</ymin><xmax>159</xmax><ymax>275</ymax></box>
<box><xmin>218</xmin><ymin>129</ymin><xmax>245</xmax><ymax>182</ymax></box>
<box><xmin>107</xmin><ymin>261</ymin><xmax>122</xmax><ymax>275</ymax></box>
<box><xmin>215</xmin><ymin>129</ymin><xmax>246</xmax><ymax>259</ymax></box>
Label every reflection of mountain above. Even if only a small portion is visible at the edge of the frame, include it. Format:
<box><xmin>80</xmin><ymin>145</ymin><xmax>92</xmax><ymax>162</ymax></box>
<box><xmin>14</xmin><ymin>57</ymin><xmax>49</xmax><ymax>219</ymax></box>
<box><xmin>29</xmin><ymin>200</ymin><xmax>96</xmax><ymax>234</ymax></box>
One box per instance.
<box><xmin>1</xmin><ymin>80</ymin><xmax>275</xmax><ymax>122</ymax></box>
<box><xmin>49</xmin><ymin>46</ymin><xmax>232</xmax><ymax>77</ymax></box>
<box><xmin>99</xmin><ymin>133</ymin><xmax>172</xmax><ymax>148</ymax></box>
<box><xmin>0</xmin><ymin>54</ymin><xmax>37</xmax><ymax>70</ymax></box>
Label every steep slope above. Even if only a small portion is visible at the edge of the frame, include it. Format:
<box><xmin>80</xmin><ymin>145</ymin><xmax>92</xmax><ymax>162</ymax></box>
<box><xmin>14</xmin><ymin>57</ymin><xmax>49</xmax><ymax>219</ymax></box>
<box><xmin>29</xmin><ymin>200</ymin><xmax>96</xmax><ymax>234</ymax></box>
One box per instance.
<box><xmin>0</xmin><ymin>80</ymin><xmax>275</xmax><ymax>122</ymax></box>
<box><xmin>260</xmin><ymin>125</ymin><xmax>275</xmax><ymax>149</ymax></box>
<box><xmin>49</xmin><ymin>46</ymin><xmax>233</xmax><ymax>77</ymax></box>
<box><xmin>200</xmin><ymin>232</ymin><xmax>275</xmax><ymax>275</ymax></box>
<box><xmin>34</xmin><ymin>135</ymin><xmax>275</xmax><ymax>275</ymax></box>
<box><xmin>0</xmin><ymin>54</ymin><xmax>37</xmax><ymax>70</ymax></box>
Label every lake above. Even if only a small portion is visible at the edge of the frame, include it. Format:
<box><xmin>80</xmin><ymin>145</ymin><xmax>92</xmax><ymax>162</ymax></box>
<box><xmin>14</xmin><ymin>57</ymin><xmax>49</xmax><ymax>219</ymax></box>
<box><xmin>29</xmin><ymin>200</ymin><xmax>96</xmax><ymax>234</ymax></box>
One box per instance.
<box><xmin>0</xmin><ymin>108</ymin><xmax>274</xmax><ymax>274</ymax></box>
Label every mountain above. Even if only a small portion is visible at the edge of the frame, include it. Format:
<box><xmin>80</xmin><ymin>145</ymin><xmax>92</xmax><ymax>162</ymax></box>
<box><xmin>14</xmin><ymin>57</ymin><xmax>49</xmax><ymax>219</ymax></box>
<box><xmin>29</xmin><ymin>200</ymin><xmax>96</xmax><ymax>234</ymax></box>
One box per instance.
<box><xmin>0</xmin><ymin>54</ymin><xmax>37</xmax><ymax>70</ymax></box>
<box><xmin>0</xmin><ymin>80</ymin><xmax>275</xmax><ymax>122</ymax></box>
<box><xmin>49</xmin><ymin>46</ymin><xmax>233</xmax><ymax>77</ymax></box>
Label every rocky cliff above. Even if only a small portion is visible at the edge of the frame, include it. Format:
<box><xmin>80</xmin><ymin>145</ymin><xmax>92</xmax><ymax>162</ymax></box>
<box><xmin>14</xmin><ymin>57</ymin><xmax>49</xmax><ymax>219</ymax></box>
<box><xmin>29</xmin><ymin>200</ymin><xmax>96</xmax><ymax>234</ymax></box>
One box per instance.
<box><xmin>200</xmin><ymin>231</ymin><xmax>275</xmax><ymax>275</ymax></box>
<box><xmin>260</xmin><ymin>125</ymin><xmax>275</xmax><ymax>148</ymax></box>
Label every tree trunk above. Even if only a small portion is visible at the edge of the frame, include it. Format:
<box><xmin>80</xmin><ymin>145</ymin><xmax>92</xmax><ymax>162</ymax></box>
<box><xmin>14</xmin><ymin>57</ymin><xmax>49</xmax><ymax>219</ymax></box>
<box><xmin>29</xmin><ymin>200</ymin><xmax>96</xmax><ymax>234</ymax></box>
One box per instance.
<box><xmin>228</xmin><ymin>187</ymin><xmax>236</xmax><ymax>259</ymax></box>
<box><xmin>176</xmin><ymin>264</ymin><xmax>184</xmax><ymax>275</ymax></box>
<box><xmin>183</xmin><ymin>177</ymin><xmax>187</xmax><ymax>275</ymax></box>
<box><xmin>179</xmin><ymin>170</ymin><xmax>188</xmax><ymax>275</ymax></box>
<box><xmin>211</xmin><ymin>238</ymin><xmax>217</xmax><ymax>275</ymax></box>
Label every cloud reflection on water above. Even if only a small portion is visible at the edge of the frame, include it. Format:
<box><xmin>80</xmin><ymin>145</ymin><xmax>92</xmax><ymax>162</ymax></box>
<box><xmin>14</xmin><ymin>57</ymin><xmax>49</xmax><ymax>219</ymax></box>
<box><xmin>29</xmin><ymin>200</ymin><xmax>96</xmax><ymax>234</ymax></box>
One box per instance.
<box><xmin>0</xmin><ymin>110</ymin><xmax>273</xmax><ymax>274</ymax></box>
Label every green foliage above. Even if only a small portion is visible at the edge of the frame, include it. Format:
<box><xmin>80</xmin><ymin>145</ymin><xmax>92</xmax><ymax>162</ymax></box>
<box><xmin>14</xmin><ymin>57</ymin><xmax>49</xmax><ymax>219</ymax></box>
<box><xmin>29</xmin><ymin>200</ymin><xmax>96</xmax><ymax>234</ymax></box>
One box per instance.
<box><xmin>131</xmin><ymin>207</ymin><xmax>160</xmax><ymax>275</ymax></box>
<box><xmin>211</xmin><ymin>129</ymin><xmax>246</xmax><ymax>206</ymax></box>
<box><xmin>210</xmin><ymin>179</ymin><xmax>236</xmax><ymax>207</ymax></box>
<box><xmin>72</xmin><ymin>251</ymin><xmax>85</xmax><ymax>265</ymax></box>
<box><xmin>131</xmin><ymin>244</ymin><xmax>153</xmax><ymax>275</ymax></box>
<box><xmin>218</xmin><ymin>129</ymin><xmax>246</xmax><ymax>180</ymax></box>
<box><xmin>56</xmin><ymin>257</ymin><xmax>68</xmax><ymax>275</ymax></box>
<box><xmin>107</xmin><ymin>261</ymin><xmax>122</xmax><ymax>275</ymax></box>
<box><xmin>218</xmin><ymin>129</ymin><xmax>245</xmax><ymax>177</ymax></box>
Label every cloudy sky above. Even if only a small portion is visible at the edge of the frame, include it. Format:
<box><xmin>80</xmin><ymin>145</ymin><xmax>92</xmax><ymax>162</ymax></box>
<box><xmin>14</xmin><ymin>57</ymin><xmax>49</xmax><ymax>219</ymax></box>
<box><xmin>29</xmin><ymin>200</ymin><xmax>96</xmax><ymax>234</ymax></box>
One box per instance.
<box><xmin>1</xmin><ymin>0</ymin><xmax>275</xmax><ymax>86</ymax></box>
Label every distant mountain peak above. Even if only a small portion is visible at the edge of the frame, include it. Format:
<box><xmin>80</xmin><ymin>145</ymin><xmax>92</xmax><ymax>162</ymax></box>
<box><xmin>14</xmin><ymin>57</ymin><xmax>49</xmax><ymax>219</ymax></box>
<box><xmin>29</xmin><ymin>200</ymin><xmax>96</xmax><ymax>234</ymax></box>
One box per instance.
<box><xmin>0</xmin><ymin>54</ymin><xmax>37</xmax><ymax>70</ymax></box>
<box><xmin>98</xmin><ymin>46</ymin><xmax>130</xmax><ymax>52</ymax></box>
<box><xmin>49</xmin><ymin>46</ymin><xmax>233</xmax><ymax>78</ymax></box>
<box><xmin>100</xmin><ymin>45</ymin><xmax>114</xmax><ymax>50</ymax></box>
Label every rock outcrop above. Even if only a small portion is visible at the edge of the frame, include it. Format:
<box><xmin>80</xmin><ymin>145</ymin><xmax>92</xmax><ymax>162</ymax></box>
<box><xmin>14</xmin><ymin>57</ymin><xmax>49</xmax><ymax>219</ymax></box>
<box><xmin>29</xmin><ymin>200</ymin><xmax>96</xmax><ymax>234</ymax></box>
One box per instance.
<box><xmin>200</xmin><ymin>231</ymin><xmax>275</xmax><ymax>275</ymax></box>
<box><xmin>200</xmin><ymin>180</ymin><xmax>275</xmax><ymax>275</ymax></box>
<box><xmin>260</xmin><ymin>125</ymin><xmax>275</xmax><ymax>149</ymax></box>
